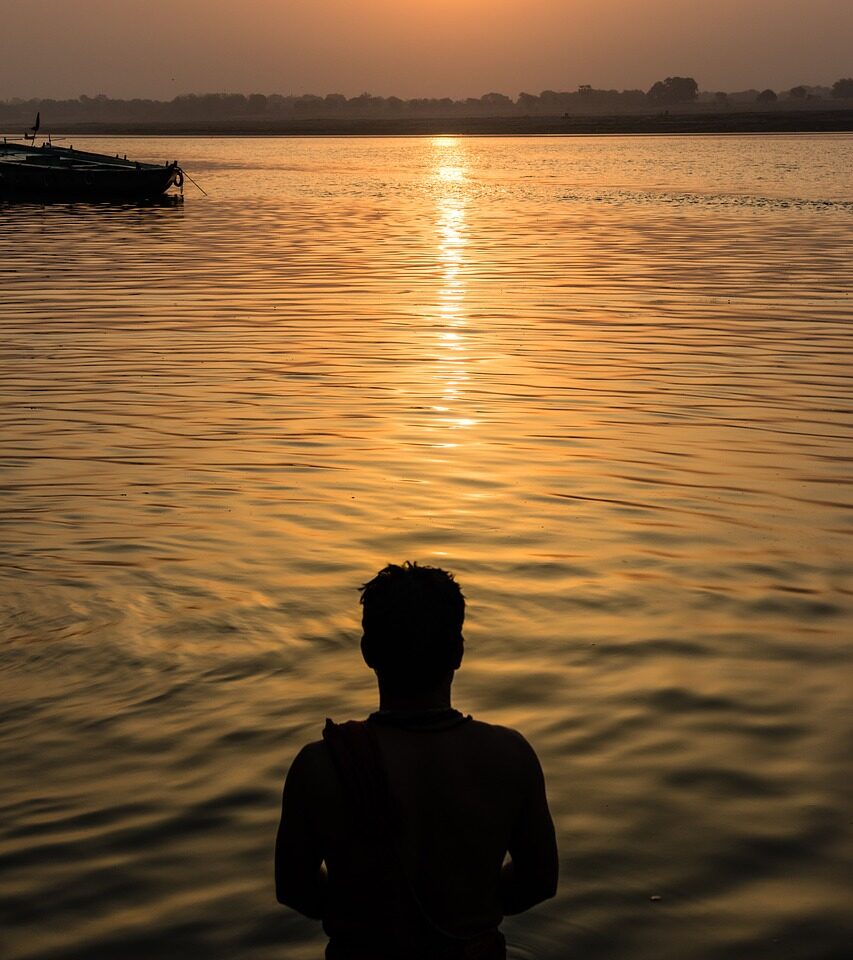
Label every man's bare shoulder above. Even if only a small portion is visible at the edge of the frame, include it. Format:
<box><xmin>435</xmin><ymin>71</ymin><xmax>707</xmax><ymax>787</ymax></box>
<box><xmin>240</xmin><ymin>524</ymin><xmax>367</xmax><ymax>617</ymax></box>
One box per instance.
<box><xmin>463</xmin><ymin>719</ymin><xmax>543</xmax><ymax>770</ymax></box>
<box><xmin>292</xmin><ymin>738</ymin><xmax>327</xmax><ymax>764</ymax></box>
<box><xmin>285</xmin><ymin>738</ymin><xmax>335</xmax><ymax>790</ymax></box>
<box><xmin>467</xmin><ymin>718</ymin><xmax>537</xmax><ymax>746</ymax></box>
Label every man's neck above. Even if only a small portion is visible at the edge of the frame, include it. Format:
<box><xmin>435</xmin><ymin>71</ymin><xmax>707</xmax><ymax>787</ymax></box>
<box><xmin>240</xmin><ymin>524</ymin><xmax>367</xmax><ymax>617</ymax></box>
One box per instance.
<box><xmin>377</xmin><ymin>674</ymin><xmax>454</xmax><ymax>712</ymax></box>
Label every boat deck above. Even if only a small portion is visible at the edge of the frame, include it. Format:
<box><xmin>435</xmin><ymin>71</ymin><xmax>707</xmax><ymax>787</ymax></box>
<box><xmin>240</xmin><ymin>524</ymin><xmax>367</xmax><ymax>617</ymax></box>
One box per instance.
<box><xmin>0</xmin><ymin>140</ymin><xmax>173</xmax><ymax>171</ymax></box>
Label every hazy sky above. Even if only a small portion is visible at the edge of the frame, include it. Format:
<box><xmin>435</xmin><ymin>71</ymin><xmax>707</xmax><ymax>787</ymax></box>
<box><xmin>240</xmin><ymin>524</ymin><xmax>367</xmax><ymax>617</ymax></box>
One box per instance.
<box><xmin>3</xmin><ymin>0</ymin><xmax>851</xmax><ymax>100</ymax></box>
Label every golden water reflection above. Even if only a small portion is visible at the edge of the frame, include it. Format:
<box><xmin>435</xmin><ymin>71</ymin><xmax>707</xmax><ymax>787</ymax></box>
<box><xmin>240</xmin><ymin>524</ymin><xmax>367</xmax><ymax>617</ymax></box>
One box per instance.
<box><xmin>1</xmin><ymin>135</ymin><xmax>852</xmax><ymax>960</ymax></box>
<box><xmin>430</xmin><ymin>138</ymin><xmax>478</xmax><ymax>447</ymax></box>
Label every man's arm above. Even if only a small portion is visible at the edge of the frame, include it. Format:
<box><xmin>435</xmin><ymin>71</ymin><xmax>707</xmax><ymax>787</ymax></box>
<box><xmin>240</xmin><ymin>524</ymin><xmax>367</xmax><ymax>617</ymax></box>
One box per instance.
<box><xmin>500</xmin><ymin>739</ymin><xmax>559</xmax><ymax>915</ymax></box>
<box><xmin>274</xmin><ymin>744</ymin><xmax>328</xmax><ymax>920</ymax></box>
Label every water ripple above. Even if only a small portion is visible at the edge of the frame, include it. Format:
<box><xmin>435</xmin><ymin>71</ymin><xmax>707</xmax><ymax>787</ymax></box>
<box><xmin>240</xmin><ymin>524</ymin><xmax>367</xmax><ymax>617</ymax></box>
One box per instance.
<box><xmin>1</xmin><ymin>134</ymin><xmax>851</xmax><ymax>960</ymax></box>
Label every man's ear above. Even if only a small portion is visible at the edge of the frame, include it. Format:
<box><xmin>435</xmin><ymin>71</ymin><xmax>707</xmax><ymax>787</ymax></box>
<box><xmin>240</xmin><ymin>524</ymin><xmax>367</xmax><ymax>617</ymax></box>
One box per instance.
<box><xmin>452</xmin><ymin>635</ymin><xmax>464</xmax><ymax>670</ymax></box>
<box><xmin>360</xmin><ymin>634</ymin><xmax>376</xmax><ymax>668</ymax></box>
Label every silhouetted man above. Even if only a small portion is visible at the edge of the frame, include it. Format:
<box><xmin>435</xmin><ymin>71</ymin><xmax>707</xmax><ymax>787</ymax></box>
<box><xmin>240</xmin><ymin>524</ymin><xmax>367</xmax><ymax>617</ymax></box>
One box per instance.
<box><xmin>275</xmin><ymin>562</ymin><xmax>558</xmax><ymax>959</ymax></box>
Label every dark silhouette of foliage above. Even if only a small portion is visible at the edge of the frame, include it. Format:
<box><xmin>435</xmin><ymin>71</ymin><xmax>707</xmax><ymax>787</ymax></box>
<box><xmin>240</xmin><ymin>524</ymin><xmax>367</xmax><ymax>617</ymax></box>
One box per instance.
<box><xmin>1</xmin><ymin>78</ymin><xmax>850</xmax><ymax>129</ymax></box>
<box><xmin>479</xmin><ymin>92</ymin><xmax>513</xmax><ymax>112</ymax></box>
<box><xmin>647</xmin><ymin>76</ymin><xmax>699</xmax><ymax>104</ymax></box>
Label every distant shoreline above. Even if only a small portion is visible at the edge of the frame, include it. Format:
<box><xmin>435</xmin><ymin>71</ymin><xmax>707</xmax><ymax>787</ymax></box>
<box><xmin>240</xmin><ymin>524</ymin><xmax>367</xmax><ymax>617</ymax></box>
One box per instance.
<box><xmin>5</xmin><ymin>110</ymin><xmax>853</xmax><ymax>138</ymax></box>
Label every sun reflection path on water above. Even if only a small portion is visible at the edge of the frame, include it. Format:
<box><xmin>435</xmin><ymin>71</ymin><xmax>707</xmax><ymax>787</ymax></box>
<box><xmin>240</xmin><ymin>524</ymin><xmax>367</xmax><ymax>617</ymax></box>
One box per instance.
<box><xmin>431</xmin><ymin>137</ymin><xmax>479</xmax><ymax>443</ymax></box>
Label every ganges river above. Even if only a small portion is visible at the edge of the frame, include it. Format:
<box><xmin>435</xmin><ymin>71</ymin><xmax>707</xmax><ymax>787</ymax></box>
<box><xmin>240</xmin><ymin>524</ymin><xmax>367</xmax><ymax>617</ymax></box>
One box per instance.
<box><xmin>1</xmin><ymin>135</ymin><xmax>851</xmax><ymax>960</ymax></box>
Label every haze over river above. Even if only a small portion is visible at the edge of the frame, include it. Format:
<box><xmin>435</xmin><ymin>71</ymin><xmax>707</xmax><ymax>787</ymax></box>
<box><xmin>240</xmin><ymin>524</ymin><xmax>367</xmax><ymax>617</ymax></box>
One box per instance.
<box><xmin>1</xmin><ymin>135</ymin><xmax>851</xmax><ymax>960</ymax></box>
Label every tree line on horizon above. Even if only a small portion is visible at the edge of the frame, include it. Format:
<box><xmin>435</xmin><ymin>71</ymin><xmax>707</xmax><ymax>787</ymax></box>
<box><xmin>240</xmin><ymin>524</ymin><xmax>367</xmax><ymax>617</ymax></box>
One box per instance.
<box><xmin>2</xmin><ymin>78</ymin><xmax>852</xmax><ymax>125</ymax></box>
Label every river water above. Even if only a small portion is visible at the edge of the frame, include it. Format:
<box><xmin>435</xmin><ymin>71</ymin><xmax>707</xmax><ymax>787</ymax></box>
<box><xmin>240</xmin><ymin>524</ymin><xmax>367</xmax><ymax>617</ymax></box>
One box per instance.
<box><xmin>1</xmin><ymin>135</ymin><xmax>851</xmax><ymax>960</ymax></box>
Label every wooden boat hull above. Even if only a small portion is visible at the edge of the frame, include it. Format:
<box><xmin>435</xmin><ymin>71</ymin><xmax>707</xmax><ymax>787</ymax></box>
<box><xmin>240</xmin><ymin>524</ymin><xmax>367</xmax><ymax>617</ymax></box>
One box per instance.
<box><xmin>0</xmin><ymin>142</ymin><xmax>182</xmax><ymax>201</ymax></box>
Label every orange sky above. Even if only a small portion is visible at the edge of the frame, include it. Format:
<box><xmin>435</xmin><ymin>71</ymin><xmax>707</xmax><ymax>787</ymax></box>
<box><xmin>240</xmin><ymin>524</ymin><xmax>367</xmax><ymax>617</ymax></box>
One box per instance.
<box><xmin>3</xmin><ymin>0</ymin><xmax>851</xmax><ymax>99</ymax></box>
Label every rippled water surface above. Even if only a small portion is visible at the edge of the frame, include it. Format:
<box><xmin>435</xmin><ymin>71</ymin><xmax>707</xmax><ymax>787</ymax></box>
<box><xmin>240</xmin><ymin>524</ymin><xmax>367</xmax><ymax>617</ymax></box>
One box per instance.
<box><xmin>1</xmin><ymin>135</ymin><xmax>852</xmax><ymax>960</ymax></box>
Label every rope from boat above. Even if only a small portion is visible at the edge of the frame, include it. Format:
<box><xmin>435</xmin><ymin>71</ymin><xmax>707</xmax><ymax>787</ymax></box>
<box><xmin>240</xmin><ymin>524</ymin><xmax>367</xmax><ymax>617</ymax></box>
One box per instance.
<box><xmin>182</xmin><ymin>169</ymin><xmax>208</xmax><ymax>196</ymax></box>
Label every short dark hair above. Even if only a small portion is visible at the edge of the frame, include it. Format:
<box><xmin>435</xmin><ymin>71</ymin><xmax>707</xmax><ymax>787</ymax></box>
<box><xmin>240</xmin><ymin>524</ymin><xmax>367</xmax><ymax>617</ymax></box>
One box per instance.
<box><xmin>360</xmin><ymin>562</ymin><xmax>465</xmax><ymax>687</ymax></box>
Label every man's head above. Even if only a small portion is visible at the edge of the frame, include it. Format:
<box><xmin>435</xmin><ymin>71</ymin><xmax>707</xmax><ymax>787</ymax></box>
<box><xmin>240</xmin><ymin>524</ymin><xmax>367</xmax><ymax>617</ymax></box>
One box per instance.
<box><xmin>360</xmin><ymin>561</ymin><xmax>465</xmax><ymax>690</ymax></box>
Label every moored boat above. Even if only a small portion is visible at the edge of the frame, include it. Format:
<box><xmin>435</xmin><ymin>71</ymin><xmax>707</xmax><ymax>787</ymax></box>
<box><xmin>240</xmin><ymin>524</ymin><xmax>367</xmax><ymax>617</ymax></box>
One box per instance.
<box><xmin>0</xmin><ymin>139</ymin><xmax>184</xmax><ymax>200</ymax></box>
